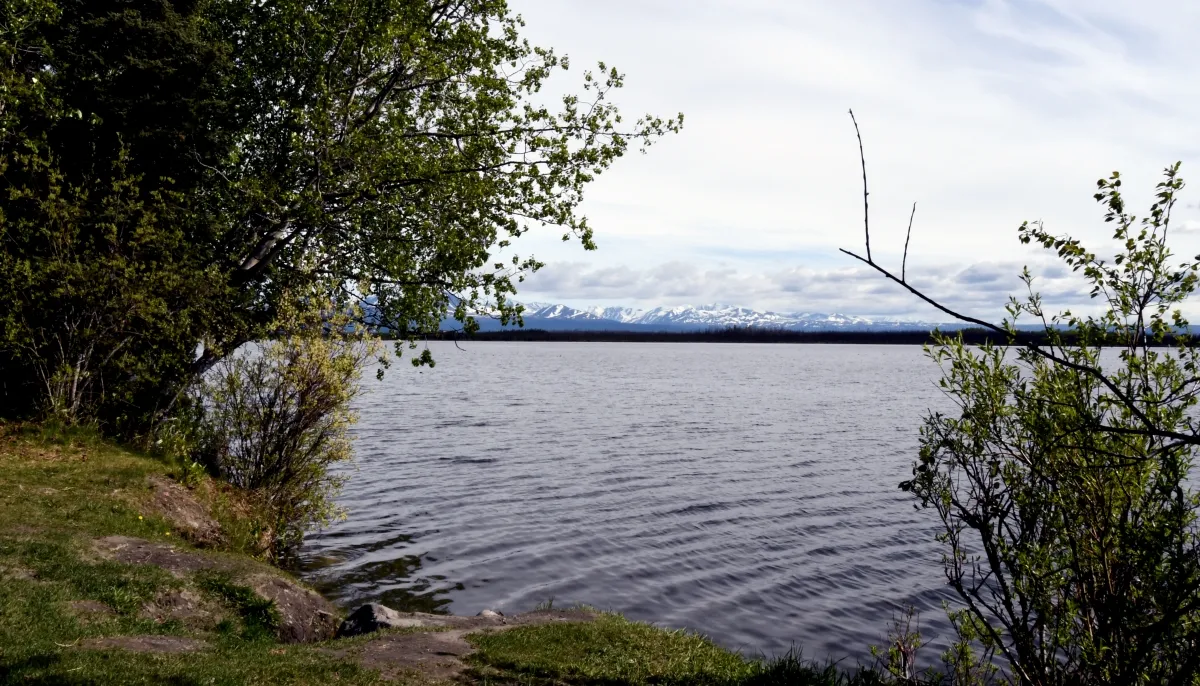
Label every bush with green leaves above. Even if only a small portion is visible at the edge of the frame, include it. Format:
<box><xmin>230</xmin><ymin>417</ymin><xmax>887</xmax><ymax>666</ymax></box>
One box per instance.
<box><xmin>0</xmin><ymin>0</ymin><xmax>236</xmax><ymax>428</ymax></box>
<box><xmin>194</xmin><ymin>291</ymin><xmax>380</xmax><ymax>559</ymax></box>
<box><xmin>902</xmin><ymin>165</ymin><xmax>1200</xmax><ymax>685</ymax></box>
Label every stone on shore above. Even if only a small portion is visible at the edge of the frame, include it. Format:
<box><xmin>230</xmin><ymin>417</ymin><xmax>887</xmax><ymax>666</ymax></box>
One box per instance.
<box><xmin>336</xmin><ymin>603</ymin><xmax>435</xmax><ymax>638</ymax></box>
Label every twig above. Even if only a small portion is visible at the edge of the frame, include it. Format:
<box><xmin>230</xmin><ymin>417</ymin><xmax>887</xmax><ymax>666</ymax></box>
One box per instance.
<box><xmin>839</xmin><ymin>114</ymin><xmax>1200</xmax><ymax>448</ymax></box>
<box><xmin>849</xmin><ymin>109</ymin><xmax>871</xmax><ymax>262</ymax></box>
<box><xmin>903</xmin><ymin>202</ymin><xmax>916</xmax><ymax>283</ymax></box>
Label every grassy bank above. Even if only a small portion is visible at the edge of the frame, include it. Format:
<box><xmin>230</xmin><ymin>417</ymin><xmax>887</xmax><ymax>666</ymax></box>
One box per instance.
<box><xmin>0</xmin><ymin>424</ymin><xmax>885</xmax><ymax>685</ymax></box>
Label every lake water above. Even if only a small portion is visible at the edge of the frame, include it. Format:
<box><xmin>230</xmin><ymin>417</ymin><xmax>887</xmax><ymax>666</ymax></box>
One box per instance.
<box><xmin>297</xmin><ymin>342</ymin><xmax>960</xmax><ymax>662</ymax></box>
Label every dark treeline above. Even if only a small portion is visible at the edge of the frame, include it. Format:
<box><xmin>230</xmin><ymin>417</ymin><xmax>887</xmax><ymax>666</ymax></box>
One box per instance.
<box><xmin>417</xmin><ymin>326</ymin><xmax>1188</xmax><ymax>346</ymax></box>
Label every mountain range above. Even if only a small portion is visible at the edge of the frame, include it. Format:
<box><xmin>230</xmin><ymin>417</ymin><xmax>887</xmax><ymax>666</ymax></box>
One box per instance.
<box><xmin>457</xmin><ymin>302</ymin><xmax>950</xmax><ymax>332</ymax></box>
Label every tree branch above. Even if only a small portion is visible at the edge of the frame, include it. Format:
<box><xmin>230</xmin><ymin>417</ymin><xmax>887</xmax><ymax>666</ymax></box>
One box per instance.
<box><xmin>849</xmin><ymin>108</ymin><xmax>871</xmax><ymax>263</ymax></box>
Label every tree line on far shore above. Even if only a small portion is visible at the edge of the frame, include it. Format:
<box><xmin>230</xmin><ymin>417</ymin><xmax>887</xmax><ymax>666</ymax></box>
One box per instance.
<box><xmin>426</xmin><ymin>325</ymin><xmax>1200</xmax><ymax>346</ymax></box>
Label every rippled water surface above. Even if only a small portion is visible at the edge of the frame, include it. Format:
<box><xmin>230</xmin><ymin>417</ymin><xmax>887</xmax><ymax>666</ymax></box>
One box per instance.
<box><xmin>298</xmin><ymin>342</ymin><xmax>960</xmax><ymax>660</ymax></box>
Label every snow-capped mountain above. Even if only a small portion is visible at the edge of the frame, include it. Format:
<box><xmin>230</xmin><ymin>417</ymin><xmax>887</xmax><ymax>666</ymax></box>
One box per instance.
<box><xmin>511</xmin><ymin>301</ymin><xmax>941</xmax><ymax>331</ymax></box>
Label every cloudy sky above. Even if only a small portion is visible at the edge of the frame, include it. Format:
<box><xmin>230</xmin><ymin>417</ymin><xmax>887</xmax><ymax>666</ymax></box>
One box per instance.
<box><xmin>503</xmin><ymin>0</ymin><xmax>1200</xmax><ymax>321</ymax></box>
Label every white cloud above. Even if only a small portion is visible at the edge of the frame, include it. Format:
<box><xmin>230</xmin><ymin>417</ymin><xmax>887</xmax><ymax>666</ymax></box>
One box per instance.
<box><xmin>503</xmin><ymin>0</ymin><xmax>1200</xmax><ymax>317</ymax></box>
<box><xmin>519</xmin><ymin>257</ymin><xmax>1097</xmax><ymax>321</ymax></box>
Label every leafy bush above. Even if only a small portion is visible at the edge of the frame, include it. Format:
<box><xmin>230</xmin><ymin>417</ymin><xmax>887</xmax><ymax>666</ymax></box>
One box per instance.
<box><xmin>194</xmin><ymin>292</ymin><xmax>379</xmax><ymax>558</ymax></box>
<box><xmin>904</xmin><ymin>166</ymin><xmax>1200</xmax><ymax>685</ymax></box>
<box><xmin>0</xmin><ymin>0</ymin><xmax>239</xmax><ymax>430</ymax></box>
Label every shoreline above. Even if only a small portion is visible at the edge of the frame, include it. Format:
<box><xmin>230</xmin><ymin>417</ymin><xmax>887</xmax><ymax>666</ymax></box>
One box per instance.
<box><xmin>405</xmin><ymin>327</ymin><xmax>1186</xmax><ymax>346</ymax></box>
<box><xmin>0</xmin><ymin>423</ymin><xmax>886</xmax><ymax>685</ymax></box>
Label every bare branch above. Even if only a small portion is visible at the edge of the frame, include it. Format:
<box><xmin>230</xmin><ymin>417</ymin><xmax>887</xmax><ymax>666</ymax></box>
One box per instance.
<box><xmin>840</xmin><ymin>116</ymin><xmax>1200</xmax><ymax>449</ymax></box>
<box><xmin>848</xmin><ymin>109</ymin><xmax>871</xmax><ymax>262</ymax></box>
<box><xmin>903</xmin><ymin>201</ymin><xmax>916</xmax><ymax>283</ymax></box>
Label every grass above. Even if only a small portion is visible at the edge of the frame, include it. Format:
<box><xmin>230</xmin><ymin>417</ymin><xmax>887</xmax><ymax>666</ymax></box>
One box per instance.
<box><xmin>0</xmin><ymin>423</ymin><xmax>891</xmax><ymax>685</ymax></box>
<box><xmin>465</xmin><ymin>614</ymin><xmax>888</xmax><ymax>686</ymax></box>
<box><xmin>196</xmin><ymin>570</ymin><xmax>282</xmax><ymax>641</ymax></box>
<box><xmin>0</xmin><ymin>423</ymin><xmax>383</xmax><ymax>685</ymax></box>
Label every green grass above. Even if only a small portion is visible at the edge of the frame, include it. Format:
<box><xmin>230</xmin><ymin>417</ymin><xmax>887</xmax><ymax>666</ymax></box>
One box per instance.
<box><xmin>464</xmin><ymin>614</ymin><xmax>886</xmax><ymax>686</ymax></box>
<box><xmin>196</xmin><ymin>571</ymin><xmax>282</xmax><ymax>641</ymax></box>
<box><xmin>0</xmin><ymin>424</ymin><xmax>383</xmax><ymax>685</ymax></box>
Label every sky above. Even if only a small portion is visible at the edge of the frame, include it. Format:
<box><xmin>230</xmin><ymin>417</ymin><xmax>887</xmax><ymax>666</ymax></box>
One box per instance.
<box><xmin>502</xmin><ymin>0</ymin><xmax>1200</xmax><ymax>321</ymax></box>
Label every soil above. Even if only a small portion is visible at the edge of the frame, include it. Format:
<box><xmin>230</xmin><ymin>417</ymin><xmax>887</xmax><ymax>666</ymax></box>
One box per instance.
<box><xmin>332</xmin><ymin>608</ymin><xmax>598</xmax><ymax>682</ymax></box>
<box><xmin>67</xmin><ymin>600</ymin><xmax>115</xmax><ymax>623</ymax></box>
<box><xmin>93</xmin><ymin>536</ymin><xmax>225</xmax><ymax>576</ymax></box>
<box><xmin>0</xmin><ymin>563</ymin><xmax>36</xmax><ymax>581</ymax></box>
<box><xmin>144</xmin><ymin>476</ymin><xmax>224</xmax><ymax>546</ymax></box>
<box><xmin>139</xmin><ymin>589</ymin><xmax>224</xmax><ymax>629</ymax></box>
<box><xmin>78</xmin><ymin>636</ymin><xmax>209</xmax><ymax>654</ymax></box>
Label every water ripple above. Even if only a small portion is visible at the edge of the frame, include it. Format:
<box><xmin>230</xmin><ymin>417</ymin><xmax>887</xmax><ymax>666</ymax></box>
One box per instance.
<box><xmin>298</xmin><ymin>342</ymin><xmax>958</xmax><ymax>662</ymax></box>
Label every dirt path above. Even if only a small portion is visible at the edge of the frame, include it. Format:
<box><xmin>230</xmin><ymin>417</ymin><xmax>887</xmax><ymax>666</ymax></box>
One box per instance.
<box><xmin>327</xmin><ymin>608</ymin><xmax>598</xmax><ymax>682</ymax></box>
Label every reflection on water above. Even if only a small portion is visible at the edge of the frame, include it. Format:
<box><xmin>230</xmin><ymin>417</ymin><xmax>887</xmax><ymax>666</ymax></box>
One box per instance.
<box><xmin>298</xmin><ymin>342</ymin><xmax>958</xmax><ymax>661</ymax></box>
<box><xmin>294</xmin><ymin>532</ymin><xmax>456</xmax><ymax>614</ymax></box>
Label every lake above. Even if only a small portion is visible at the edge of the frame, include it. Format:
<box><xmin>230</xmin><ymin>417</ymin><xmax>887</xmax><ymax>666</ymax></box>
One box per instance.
<box><xmin>297</xmin><ymin>342</ymin><xmax>960</xmax><ymax>662</ymax></box>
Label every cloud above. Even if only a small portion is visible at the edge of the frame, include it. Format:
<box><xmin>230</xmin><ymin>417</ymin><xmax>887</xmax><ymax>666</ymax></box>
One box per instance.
<box><xmin>519</xmin><ymin>258</ymin><xmax>1095</xmax><ymax>321</ymax></box>
<box><xmin>956</xmin><ymin>263</ymin><xmax>1015</xmax><ymax>286</ymax></box>
<box><xmin>502</xmin><ymin>0</ymin><xmax>1200</xmax><ymax>316</ymax></box>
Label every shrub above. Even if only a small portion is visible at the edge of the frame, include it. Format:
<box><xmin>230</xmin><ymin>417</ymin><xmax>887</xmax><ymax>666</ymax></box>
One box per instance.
<box><xmin>194</xmin><ymin>291</ymin><xmax>379</xmax><ymax>559</ymax></box>
<box><xmin>903</xmin><ymin>166</ymin><xmax>1200</xmax><ymax>685</ymax></box>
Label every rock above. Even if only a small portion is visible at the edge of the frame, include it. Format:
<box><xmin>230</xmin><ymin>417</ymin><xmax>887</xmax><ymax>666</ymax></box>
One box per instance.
<box><xmin>78</xmin><ymin>636</ymin><xmax>208</xmax><ymax>654</ymax></box>
<box><xmin>245</xmin><ymin>573</ymin><xmax>339</xmax><ymax>644</ymax></box>
<box><xmin>336</xmin><ymin>603</ymin><xmax>435</xmax><ymax>638</ymax></box>
<box><xmin>140</xmin><ymin>589</ymin><xmax>222</xmax><ymax>629</ymax></box>
<box><xmin>67</xmin><ymin>600</ymin><xmax>115</xmax><ymax>622</ymax></box>
<box><xmin>477</xmin><ymin>609</ymin><xmax>504</xmax><ymax>619</ymax></box>
<box><xmin>145</xmin><ymin>476</ymin><xmax>223</xmax><ymax>546</ymax></box>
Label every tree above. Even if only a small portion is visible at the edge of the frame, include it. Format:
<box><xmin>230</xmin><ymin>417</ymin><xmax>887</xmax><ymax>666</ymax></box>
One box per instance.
<box><xmin>844</xmin><ymin>113</ymin><xmax>1200</xmax><ymax>684</ymax></box>
<box><xmin>202</xmin><ymin>0</ymin><xmax>681</xmax><ymax>364</ymax></box>
<box><xmin>0</xmin><ymin>0</ymin><xmax>682</xmax><ymax>430</ymax></box>
<box><xmin>0</xmin><ymin>0</ymin><xmax>240</xmax><ymax>427</ymax></box>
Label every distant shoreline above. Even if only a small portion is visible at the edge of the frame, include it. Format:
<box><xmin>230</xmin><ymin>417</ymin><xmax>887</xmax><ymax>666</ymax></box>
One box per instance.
<box><xmin>402</xmin><ymin>327</ymin><xmax>1175</xmax><ymax>346</ymax></box>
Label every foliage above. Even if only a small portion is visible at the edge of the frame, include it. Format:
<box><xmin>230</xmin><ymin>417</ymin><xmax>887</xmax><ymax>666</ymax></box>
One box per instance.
<box><xmin>0</xmin><ymin>0</ymin><xmax>682</xmax><ymax>433</ymax></box>
<box><xmin>0</xmin><ymin>0</ymin><xmax>240</xmax><ymax>428</ymax></box>
<box><xmin>204</xmin><ymin>0</ymin><xmax>682</xmax><ymax>343</ymax></box>
<box><xmin>194</xmin><ymin>290</ymin><xmax>379</xmax><ymax>557</ymax></box>
<box><xmin>867</xmin><ymin>605</ymin><xmax>996</xmax><ymax>686</ymax></box>
<box><xmin>869</xmin><ymin>606</ymin><xmax>933</xmax><ymax>684</ymax></box>
<box><xmin>903</xmin><ymin>165</ymin><xmax>1200</xmax><ymax>685</ymax></box>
